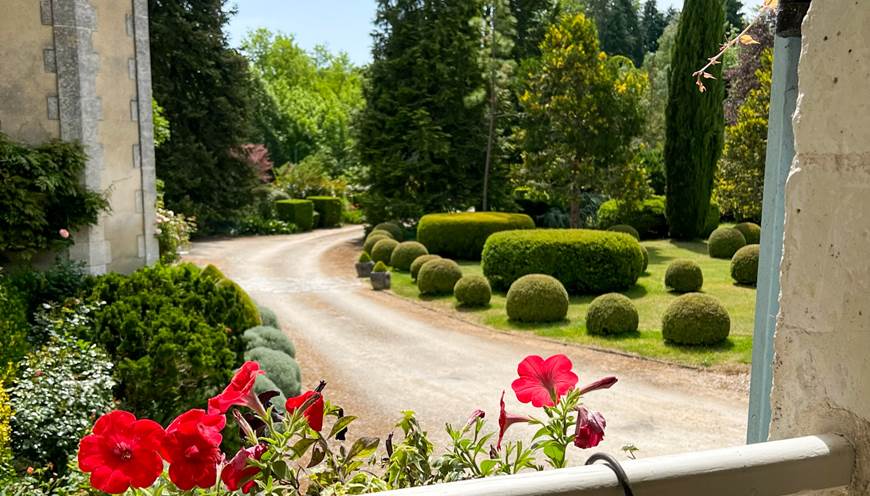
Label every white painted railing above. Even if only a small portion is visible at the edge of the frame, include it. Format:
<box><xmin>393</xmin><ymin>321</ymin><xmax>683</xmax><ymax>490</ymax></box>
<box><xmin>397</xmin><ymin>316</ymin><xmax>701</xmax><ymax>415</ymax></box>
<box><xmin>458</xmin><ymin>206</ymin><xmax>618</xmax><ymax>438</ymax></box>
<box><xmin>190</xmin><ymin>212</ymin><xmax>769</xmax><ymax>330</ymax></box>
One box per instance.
<box><xmin>377</xmin><ymin>434</ymin><xmax>854</xmax><ymax>496</ymax></box>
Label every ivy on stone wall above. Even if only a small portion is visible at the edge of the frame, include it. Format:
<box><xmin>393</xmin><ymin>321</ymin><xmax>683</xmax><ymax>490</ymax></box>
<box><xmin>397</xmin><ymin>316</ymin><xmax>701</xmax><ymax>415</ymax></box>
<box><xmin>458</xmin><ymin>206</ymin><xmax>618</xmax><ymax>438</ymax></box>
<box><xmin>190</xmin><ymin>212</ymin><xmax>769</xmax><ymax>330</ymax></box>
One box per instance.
<box><xmin>0</xmin><ymin>133</ymin><xmax>109</xmax><ymax>259</ymax></box>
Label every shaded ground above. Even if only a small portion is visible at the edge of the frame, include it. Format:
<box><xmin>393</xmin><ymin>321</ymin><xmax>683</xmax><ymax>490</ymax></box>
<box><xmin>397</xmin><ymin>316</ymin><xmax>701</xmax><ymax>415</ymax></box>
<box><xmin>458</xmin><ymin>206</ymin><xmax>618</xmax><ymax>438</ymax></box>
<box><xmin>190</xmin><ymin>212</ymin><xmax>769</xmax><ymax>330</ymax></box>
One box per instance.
<box><xmin>185</xmin><ymin>227</ymin><xmax>749</xmax><ymax>462</ymax></box>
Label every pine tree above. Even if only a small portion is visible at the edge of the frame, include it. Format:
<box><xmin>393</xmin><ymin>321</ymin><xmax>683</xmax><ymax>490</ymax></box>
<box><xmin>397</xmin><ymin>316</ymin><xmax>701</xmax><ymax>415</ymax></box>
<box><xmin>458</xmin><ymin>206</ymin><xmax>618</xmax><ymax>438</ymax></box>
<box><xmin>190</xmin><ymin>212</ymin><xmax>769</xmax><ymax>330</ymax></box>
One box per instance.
<box><xmin>663</xmin><ymin>0</ymin><xmax>726</xmax><ymax>239</ymax></box>
<box><xmin>640</xmin><ymin>0</ymin><xmax>668</xmax><ymax>53</ymax></box>
<box><xmin>724</xmin><ymin>0</ymin><xmax>745</xmax><ymax>31</ymax></box>
<box><xmin>585</xmin><ymin>0</ymin><xmax>643</xmax><ymax>65</ymax></box>
<box><xmin>509</xmin><ymin>0</ymin><xmax>562</xmax><ymax>62</ymax></box>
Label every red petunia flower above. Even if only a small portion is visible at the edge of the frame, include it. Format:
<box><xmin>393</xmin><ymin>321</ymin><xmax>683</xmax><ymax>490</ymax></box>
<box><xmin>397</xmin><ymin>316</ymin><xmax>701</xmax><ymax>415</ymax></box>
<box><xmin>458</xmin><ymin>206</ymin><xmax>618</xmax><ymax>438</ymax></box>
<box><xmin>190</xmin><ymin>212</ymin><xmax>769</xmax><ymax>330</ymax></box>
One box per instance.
<box><xmin>222</xmin><ymin>443</ymin><xmax>267</xmax><ymax>493</ymax></box>
<box><xmin>578</xmin><ymin>376</ymin><xmax>618</xmax><ymax>396</ymax></box>
<box><xmin>208</xmin><ymin>361</ymin><xmax>266</xmax><ymax>415</ymax></box>
<box><xmin>160</xmin><ymin>409</ymin><xmax>226</xmax><ymax>490</ymax></box>
<box><xmin>497</xmin><ymin>391</ymin><xmax>530</xmax><ymax>450</ymax></box>
<box><xmin>464</xmin><ymin>409</ymin><xmax>486</xmax><ymax>429</ymax></box>
<box><xmin>511</xmin><ymin>354</ymin><xmax>578</xmax><ymax>407</ymax></box>
<box><xmin>574</xmin><ymin>407</ymin><xmax>607</xmax><ymax>449</ymax></box>
<box><xmin>285</xmin><ymin>391</ymin><xmax>325</xmax><ymax>432</ymax></box>
<box><xmin>77</xmin><ymin>410</ymin><xmax>165</xmax><ymax>494</ymax></box>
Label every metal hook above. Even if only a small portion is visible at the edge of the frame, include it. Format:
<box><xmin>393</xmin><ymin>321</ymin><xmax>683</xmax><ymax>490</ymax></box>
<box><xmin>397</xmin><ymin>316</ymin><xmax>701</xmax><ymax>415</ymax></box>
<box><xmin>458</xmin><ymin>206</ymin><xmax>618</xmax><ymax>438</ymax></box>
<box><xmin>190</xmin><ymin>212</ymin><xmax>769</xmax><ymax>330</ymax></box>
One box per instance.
<box><xmin>585</xmin><ymin>452</ymin><xmax>634</xmax><ymax>496</ymax></box>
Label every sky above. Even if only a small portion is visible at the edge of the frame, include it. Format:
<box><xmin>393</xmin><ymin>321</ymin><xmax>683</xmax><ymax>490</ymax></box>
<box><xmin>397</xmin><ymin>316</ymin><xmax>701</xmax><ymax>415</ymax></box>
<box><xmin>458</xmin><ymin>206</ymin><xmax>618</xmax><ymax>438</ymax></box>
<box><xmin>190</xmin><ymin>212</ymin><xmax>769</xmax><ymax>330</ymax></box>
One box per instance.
<box><xmin>227</xmin><ymin>0</ymin><xmax>763</xmax><ymax>67</ymax></box>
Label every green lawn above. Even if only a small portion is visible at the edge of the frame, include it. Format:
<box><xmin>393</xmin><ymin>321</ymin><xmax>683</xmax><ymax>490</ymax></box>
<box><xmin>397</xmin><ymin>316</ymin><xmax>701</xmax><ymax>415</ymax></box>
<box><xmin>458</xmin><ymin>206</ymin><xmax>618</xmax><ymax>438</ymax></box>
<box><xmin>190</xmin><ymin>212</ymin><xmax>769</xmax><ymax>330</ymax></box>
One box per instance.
<box><xmin>390</xmin><ymin>239</ymin><xmax>756</xmax><ymax>370</ymax></box>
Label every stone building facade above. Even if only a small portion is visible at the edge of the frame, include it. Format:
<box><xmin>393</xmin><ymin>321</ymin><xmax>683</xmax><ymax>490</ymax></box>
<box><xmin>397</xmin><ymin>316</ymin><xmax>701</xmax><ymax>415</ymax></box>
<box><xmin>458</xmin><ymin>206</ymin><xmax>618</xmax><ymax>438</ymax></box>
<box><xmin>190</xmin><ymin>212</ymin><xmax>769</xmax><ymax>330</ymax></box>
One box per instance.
<box><xmin>0</xmin><ymin>0</ymin><xmax>158</xmax><ymax>274</ymax></box>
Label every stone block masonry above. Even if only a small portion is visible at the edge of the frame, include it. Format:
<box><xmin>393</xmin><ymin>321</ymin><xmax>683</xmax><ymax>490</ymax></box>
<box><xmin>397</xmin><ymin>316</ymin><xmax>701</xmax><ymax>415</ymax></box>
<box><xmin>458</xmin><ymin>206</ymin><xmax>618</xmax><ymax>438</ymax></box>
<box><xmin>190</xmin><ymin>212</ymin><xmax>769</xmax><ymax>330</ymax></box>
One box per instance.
<box><xmin>0</xmin><ymin>0</ymin><xmax>158</xmax><ymax>273</ymax></box>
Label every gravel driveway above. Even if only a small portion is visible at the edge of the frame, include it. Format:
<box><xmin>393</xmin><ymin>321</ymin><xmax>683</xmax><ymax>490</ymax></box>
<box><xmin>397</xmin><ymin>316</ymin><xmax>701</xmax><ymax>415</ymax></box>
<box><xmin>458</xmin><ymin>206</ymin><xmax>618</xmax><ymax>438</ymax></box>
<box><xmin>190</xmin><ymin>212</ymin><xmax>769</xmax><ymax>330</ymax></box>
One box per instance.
<box><xmin>184</xmin><ymin>226</ymin><xmax>749</xmax><ymax>461</ymax></box>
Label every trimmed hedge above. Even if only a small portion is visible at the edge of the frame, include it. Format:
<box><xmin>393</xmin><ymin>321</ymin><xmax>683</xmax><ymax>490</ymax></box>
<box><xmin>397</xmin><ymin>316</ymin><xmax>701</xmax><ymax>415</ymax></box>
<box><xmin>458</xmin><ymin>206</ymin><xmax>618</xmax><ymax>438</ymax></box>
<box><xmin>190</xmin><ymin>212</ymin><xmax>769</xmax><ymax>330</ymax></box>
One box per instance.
<box><xmin>708</xmin><ymin>227</ymin><xmax>746</xmax><ymax>259</ymax></box>
<box><xmin>734</xmin><ymin>222</ymin><xmax>761</xmax><ymax>244</ymax></box>
<box><xmin>244</xmin><ymin>347</ymin><xmax>301</xmax><ymax>397</ymax></box>
<box><xmin>368</xmin><ymin>229</ymin><xmax>395</xmax><ymax>241</ymax></box>
<box><xmin>243</xmin><ymin>326</ymin><xmax>296</xmax><ymax>358</ymax></box>
<box><xmin>417</xmin><ymin>258</ymin><xmax>463</xmax><ymax>295</ymax></box>
<box><xmin>662</xmin><ymin>293</ymin><xmax>731</xmax><ymax>345</ymax></box>
<box><xmin>275</xmin><ymin>199</ymin><xmax>314</xmax><ymax>231</ymax></box>
<box><xmin>308</xmin><ymin>196</ymin><xmax>342</xmax><ymax>228</ymax></box>
<box><xmin>664</xmin><ymin>259</ymin><xmax>704</xmax><ymax>293</ymax></box>
<box><xmin>505</xmin><ymin>274</ymin><xmax>569</xmax><ymax>323</ymax></box>
<box><xmin>608</xmin><ymin>224</ymin><xmax>640</xmax><ymax>240</ymax></box>
<box><xmin>586</xmin><ymin>293</ymin><xmax>639</xmax><ymax>335</ymax></box>
<box><xmin>731</xmin><ymin>244</ymin><xmax>760</xmax><ymax>285</ymax></box>
<box><xmin>482</xmin><ymin>229</ymin><xmax>644</xmax><ymax>294</ymax></box>
<box><xmin>417</xmin><ymin>212</ymin><xmax>535</xmax><ymax>260</ymax></box>
<box><xmin>373</xmin><ymin>222</ymin><xmax>403</xmax><ymax>241</ymax></box>
<box><xmin>640</xmin><ymin>245</ymin><xmax>649</xmax><ymax>273</ymax></box>
<box><xmin>410</xmin><ymin>255</ymin><xmax>441</xmax><ymax>281</ymax></box>
<box><xmin>364</xmin><ymin>234</ymin><xmax>390</xmax><ymax>254</ymax></box>
<box><xmin>201</xmin><ymin>264</ymin><xmax>226</xmax><ymax>281</ymax></box>
<box><xmin>390</xmin><ymin>241</ymin><xmax>429</xmax><ymax>271</ymax></box>
<box><xmin>371</xmin><ymin>238</ymin><xmax>399</xmax><ymax>264</ymax></box>
<box><xmin>258</xmin><ymin>305</ymin><xmax>279</xmax><ymax>328</ymax></box>
<box><xmin>454</xmin><ymin>275</ymin><xmax>492</xmax><ymax>307</ymax></box>
<box><xmin>596</xmin><ymin>196</ymin><xmax>668</xmax><ymax>239</ymax></box>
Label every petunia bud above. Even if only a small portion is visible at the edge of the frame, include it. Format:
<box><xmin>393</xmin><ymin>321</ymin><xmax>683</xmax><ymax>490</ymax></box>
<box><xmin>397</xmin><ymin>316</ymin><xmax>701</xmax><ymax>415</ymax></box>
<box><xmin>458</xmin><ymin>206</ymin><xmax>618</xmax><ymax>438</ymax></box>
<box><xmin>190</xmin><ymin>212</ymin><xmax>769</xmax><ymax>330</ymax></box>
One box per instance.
<box><xmin>464</xmin><ymin>409</ymin><xmax>486</xmax><ymax>430</ymax></box>
<box><xmin>574</xmin><ymin>407</ymin><xmax>606</xmax><ymax>449</ymax></box>
<box><xmin>578</xmin><ymin>376</ymin><xmax>618</xmax><ymax>396</ymax></box>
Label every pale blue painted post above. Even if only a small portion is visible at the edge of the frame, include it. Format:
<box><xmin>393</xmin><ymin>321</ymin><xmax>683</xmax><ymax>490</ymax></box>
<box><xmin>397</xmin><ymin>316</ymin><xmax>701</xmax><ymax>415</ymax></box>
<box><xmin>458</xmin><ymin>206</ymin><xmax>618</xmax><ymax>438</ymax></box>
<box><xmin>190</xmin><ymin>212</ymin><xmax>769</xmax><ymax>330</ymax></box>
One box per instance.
<box><xmin>746</xmin><ymin>34</ymin><xmax>802</xmax><ymax>444</ymax></box>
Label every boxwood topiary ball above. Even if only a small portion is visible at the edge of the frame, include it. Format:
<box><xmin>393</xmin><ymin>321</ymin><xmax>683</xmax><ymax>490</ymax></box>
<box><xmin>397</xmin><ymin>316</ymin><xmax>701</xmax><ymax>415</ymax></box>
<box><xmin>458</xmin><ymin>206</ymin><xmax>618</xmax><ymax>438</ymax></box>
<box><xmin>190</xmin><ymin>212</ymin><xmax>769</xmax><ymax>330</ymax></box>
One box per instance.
<box><xmin>661</xmin><ymin>293</ymin><xmax>730</xmax><ymax>345</ymax></box>
<box><xmin>640</xmin><ymin>245</ymin><xmax>649</xmax><ymax>273</ymax></box>
<box><xmin>243</xmin><ymin>347</ymin><xmax>301</xmax><ymax>397</ymax></box>
<box><xmin>454</xmin><ymin>275</ymin><xmax>492</xmax><ymax>307</ymax></box>
<box><xmin>664</xmin><ymin>259</ymin><xmax>704</xmax><ymax>293</ymax></box>
<box><xmin>371</xmin><ymin>238</ymin><xmax>399</xmax><ymax>264</ymax></box>
<box><xmin>731</xmin><ymin>244</ymin><xmax>760</xmax><ymax>285</ymax></box>
<box><xmin>258</xmin><ymin>305</ymin><xmax>279</xmax><ymax>328</ymax></box>
<box><xmin>410</xmin><ymin>255</ymin><xmax>441</xmax><ymax>281</ymax></box>
<box><xmin>363</xmin><ymin>234</ymin><xmax>390</xmax><ymax>254</ymax></box>
<box><xmin>243</xmin><ymin>326</ymin><xmax>296</xmax><ymax>358</ymax></box>
<box><xmin>608</xmin><ymin>224</ymin><xmax>640</xmax><ymax>240</ymax></box>
<box><xmin>733</xmin><ymin>222</ymin><xmax>761</xmax><ymax>244</ymax></box>
<box><xmin>390</xmin><ymin>241</ymin><xmax>429</xmax><ymax>271</ymax></box>
<box><xmin>373</xmin><ymin>222</ymin><xmax>403</xmax><ymax>241</ymax></box>
<box><xmin>586</xmin><ymin>293</ymin><xmax>638</xmax><ymax>335</ymax></box>
<box><xmin>417</xmin><ymin>258</ymin><xmax>463</xmax><ymax>295</ymax></box>
<box><xmin>505</xmin><ymin>274</ymin><xmax>569</xmax><ymax>323</ymax></box>
<box><xmin>708</xmin><ymin>227</ymin><xmax>746</xmax><ymax>259</ymax></box>
<box><xmin>367</xmin><ymin>229</ymin><xmax>395</xmax><ymax>241</ymax></box>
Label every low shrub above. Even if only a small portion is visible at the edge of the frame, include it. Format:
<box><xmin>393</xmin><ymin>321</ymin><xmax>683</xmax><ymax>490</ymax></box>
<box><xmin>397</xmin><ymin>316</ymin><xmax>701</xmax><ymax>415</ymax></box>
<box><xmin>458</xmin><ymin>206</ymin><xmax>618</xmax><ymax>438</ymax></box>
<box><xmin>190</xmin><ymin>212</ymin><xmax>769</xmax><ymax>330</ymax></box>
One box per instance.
<box><xmin>237</xmin><ymin>217</ymin><xmax>297</xmax><ymax>236</ymax></box>
<box><xmin>364</xmin><ymin>234</ymin><xmax>391</xmax><ymax>254</ymax></box>
<box><xmin>372</xmin><ymin>261</ymin><xmax>389</xmax><ymax>273</ymax></box>
<box><xmin>0</xmin><ymin>385</ymin><xmax>11</xmax><ymax>467</ymax></box>
<box><xmin>4</xmin><ymin>259</ymin><xmax>91</xmax><ymax>317</ymax></box>
<box><xmin>596</xmin><ymin>196</ymin><xmax>668</xmax><ymax>239</ymax></box>
<box><xmin>640</xmin><ymin>245</ymin><xmax>649</xmax><ymax>273</ymax></box>
<box><xmin>390</xmin><ymin>241</ymin><xmax>429</xmax><ymax>271</ymax></box>
<box><xmin>417</xmin><ymin>212</ymin><xmax>535</xmax><ymax>260</ymax></box>
<box><xmin>359</xmin><ymin>252</ymin><xmax>372</xmax><ymax>263</ymax></box>
<box><xmin>608</xmin><ymin>224</ymin><xmax>640</xmax><ymax>240</ymax></box>
<box><xmin>701</xmin><ymin>202</ymin><xmax>721</xmax><ymax>238</ymax></box>
<box><xmin>585</xmin><ymin>293</ymin><xmax>638</xmax><ymax>335</ymax></box>
<box><xmin>505</xmin><ymin>274</ymin><xmax>569</xmax><ymax>323</ymax></box>
<box><xmin>373</xmin><ymin>222</ymin><xmax>404</xmax><ymax>241</ymax></box>
<box><xmin>243</xmin><ymin>347</ymin><xmax>301</xmax><ymax>397</ymax></box>
<box><xmin>661</xmin><ymin>293</ymin><xmax>730</xmax><ymax>345</ymax></box>
<box><xmin>259</xmin><ymin>305</ymin><xmax>279</xmax><ymax>328</ymax></box>
<box><xmin>482</xmin><ymin>229</ymin><xmax>644</xmax><ymax>294</ymax></box>
<box><xmin>454</xmin><ymin>275</ymin><xmax>492</xmax><ymax>307</ymax></box>
<box><xmin>734</xmin><ymin>222</ymin><xmax>761</xmax><ymax>244</ymax></box>
<box><xmin>708</xmin><ymin>227</ymin><xmax>747</xmax><ymax>259</ymax></box>
<box><xmin>664</xmin><ymin>260</ymin><xmax>704</xmax><ymax>293</ymax></box>
<box><xmin>417</xmin><ymin>258</ymin><xmax>463</xmax><ymax>295</ymax></box>
<box><xmin>0</xmin><ymin>277</ymin><xmax>29</xmax><ymax>373</ymax></box>
<box><xmin>731</xmin><ymin>244</ymin><xmax>760</xmax><ymax>285</ymax></box>
<box><xmin>410</xmin><ymin>255</ymin><xmax>441</xmax><ymax>281</ymax></box>
<box><xmin>368</xmin><ymin>229</ymin><xmax>395</xmax><ymax>241</ymax></box>
<box><xmin>200</xmin><ymin>263</ymin><xmax>226</xmax><ymax>281</ymax></box>
<box><xmin>275</xmin><ymin>199</ymin><xmax>315</xmax><ymax>231</ymax></box>
<box><xmin>308</xmin><ymin>196</ymin><xmax>343</xmax><ymax>228</ymax></box>
<box><xmin>371</xmin><ymin>238</ymin><xmax>399</xmax><ymax>264</ymax></box>
<box><xmin>243</xmin><ymin>326</ymin><xmax>296</xmax><ymax>358</ymax></box>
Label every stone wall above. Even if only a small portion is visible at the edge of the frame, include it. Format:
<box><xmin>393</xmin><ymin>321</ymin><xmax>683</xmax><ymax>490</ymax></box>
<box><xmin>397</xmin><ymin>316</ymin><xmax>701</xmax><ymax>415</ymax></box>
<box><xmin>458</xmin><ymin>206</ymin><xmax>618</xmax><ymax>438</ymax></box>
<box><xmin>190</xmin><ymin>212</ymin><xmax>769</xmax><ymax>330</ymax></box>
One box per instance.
<box><xmin>0</xmin><ymin>0</ymin><xmax>158</xmax><ymax>273</ymax></box>
<box><xmin>769</xmin><ymin>0</ymin><xmax>870</xmax><ymax>493</ymax></box>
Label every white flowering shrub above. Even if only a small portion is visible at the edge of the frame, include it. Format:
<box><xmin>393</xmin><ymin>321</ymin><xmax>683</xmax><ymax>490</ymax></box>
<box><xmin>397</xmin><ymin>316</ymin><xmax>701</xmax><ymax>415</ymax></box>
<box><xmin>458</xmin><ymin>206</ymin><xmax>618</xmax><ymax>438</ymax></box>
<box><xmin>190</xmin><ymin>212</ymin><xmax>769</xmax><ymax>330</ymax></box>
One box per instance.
<box><xmin>155</xmin><ymin>180</ymin><xmax>196</xmax><ymax>264</ymax></box>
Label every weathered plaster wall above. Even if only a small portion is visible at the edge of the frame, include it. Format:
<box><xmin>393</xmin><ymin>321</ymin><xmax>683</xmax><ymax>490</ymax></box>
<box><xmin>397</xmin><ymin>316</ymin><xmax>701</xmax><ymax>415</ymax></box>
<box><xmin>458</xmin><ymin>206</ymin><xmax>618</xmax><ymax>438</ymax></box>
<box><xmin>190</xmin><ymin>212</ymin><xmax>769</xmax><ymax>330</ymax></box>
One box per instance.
<box><xmin>769</xmin><ymin>1</ymin><xmax>870</xmax><ymax>494</ymax></box>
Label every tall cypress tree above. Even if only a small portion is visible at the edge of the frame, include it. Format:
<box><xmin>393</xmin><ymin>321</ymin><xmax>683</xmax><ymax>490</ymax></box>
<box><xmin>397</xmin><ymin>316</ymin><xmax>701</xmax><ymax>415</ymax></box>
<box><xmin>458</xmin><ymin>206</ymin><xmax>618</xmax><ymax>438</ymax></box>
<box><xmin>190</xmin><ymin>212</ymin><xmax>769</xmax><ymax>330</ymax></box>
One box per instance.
<box><xmin>664</xmin><ymin>0</ymin><xmax>726</xmax><ymax>239</ymax></box>
<box><xmin>640</xmin><ymin>0</ymin><xmax>667</xmax><ymax>54</ymax></box>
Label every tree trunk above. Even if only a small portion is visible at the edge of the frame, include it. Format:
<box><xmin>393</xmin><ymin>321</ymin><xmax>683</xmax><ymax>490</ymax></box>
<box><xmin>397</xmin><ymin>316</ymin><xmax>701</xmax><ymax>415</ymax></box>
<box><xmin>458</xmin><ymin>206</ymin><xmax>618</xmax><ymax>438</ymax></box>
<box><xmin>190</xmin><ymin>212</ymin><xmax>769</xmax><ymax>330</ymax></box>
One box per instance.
<box><xmin>483</xmin><ymin>79</ymin><xmax>496</xmax><ymax>211</ymax></box>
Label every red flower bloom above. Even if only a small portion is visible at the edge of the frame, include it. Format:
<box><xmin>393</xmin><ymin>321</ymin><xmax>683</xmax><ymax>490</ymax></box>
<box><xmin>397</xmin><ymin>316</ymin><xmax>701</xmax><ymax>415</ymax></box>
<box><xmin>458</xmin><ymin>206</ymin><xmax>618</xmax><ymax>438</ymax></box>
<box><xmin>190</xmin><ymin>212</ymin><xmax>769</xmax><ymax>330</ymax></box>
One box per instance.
<box><xmin>574</xmin><ymin>407</ymin><xmax>606</xmax><ymax>449</ymax></box>
<box><xmin>160</xmin><ymin>409</ymin><xmax>226</xmax><ymax>490</ymax></box>
<box><xmin>511</xmin><ymin>354</ymin><xmax>578</xmax><ymax>407</ymax></box>
<box><xmin>208</xmin><ymin>361</ymin><xmax>265</xmax><ymax>415</ymax></box>
<box><xmin>578</xmin><ymin>376</ymin><xmax>618</xmax><ymax>396</ymax></box>
<box><xmin>285</xmin><ymin>391</ymin><xmax>325</xmax><ymax>432</ymax></box>
<box><xmin>497</xmin><ymin>391</ymin><xmax>530</xmax><ymax>450</ymax></box>
<box><xmin>59</xmin><ymin>228</ymin><xmax>70</xmax><ymax>239</ymax></box>
<box><xmin>77</xmin><ymin>410</ymin><xmax>165</xmax><ymax>494</ymax></box>
<box><xmin>222</xmin><ymin>443</ymin><xmax>267</xmax><ymax>493</ymax></box>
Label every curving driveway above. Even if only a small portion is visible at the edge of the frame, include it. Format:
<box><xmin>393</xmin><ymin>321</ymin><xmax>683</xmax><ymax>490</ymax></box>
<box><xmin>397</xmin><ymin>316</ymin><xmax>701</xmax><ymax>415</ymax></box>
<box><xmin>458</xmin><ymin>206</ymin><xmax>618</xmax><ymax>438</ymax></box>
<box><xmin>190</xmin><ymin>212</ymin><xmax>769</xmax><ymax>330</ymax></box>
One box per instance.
<box><xmin>184</xmin><ymin>226</ymin><xmax>748</xmax><ymax>460</ymax></box>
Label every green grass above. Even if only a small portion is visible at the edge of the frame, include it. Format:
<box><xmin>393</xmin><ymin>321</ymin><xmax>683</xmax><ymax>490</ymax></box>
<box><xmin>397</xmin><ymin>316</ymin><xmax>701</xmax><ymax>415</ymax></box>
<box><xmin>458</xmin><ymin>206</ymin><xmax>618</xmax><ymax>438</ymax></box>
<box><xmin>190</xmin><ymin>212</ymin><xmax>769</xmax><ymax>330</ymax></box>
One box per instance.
<box><xmin>390</xmin><ymin>239</ymin><xmax>755</xmax><ymax>370</ymax></box>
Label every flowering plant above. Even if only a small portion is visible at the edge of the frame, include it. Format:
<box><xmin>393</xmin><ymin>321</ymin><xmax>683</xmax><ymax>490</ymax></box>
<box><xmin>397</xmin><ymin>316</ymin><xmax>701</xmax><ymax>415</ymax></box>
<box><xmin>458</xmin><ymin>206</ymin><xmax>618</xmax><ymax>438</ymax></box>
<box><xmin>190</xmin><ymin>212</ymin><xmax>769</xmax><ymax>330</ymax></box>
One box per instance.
<box><xmin>76</xmin><ymin>354</ymin><xmax>616</xmax><ymax>494</ymax></box>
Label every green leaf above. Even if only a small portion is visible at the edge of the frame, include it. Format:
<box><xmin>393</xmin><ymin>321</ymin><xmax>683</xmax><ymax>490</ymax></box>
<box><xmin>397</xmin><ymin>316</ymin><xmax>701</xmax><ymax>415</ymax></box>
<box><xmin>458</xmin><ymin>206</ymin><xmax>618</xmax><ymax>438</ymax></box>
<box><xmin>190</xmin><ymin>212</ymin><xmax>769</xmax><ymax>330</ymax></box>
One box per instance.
<box><xmin>347</xmin><ymin>437</ymin><xmax>380</xmax><ymax>460</ymax></box>
<box><xmin>329</xmin><ymin>415</ymin><xmax>357</xmax><ymax>439</ymax></box>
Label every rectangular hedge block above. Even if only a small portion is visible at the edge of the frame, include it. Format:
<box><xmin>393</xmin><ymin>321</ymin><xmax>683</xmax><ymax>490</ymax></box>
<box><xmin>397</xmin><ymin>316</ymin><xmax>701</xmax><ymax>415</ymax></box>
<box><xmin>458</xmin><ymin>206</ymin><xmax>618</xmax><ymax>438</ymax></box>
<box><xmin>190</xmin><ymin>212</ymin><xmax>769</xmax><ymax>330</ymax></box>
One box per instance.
<box><xmin>275</xmin><ymin>199</ymin><xmax>314</xmax><ymax>231</ymax></box>
<box><xmin>307</xmin><ymin>196</ymin><xmax>343</xmax><ymax>228</ymax></box>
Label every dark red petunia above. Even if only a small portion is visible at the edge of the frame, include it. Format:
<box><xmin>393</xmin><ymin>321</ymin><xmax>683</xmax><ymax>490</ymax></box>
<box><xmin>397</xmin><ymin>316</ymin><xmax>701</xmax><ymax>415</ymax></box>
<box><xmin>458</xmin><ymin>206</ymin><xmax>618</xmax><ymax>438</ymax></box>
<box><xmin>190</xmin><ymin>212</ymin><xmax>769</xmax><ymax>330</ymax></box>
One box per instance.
<box><xmin>464</xmin><ymin>409</ymin><xmax>486</xmax><ymax>429</ymax></box>
<box><xmin>574</xmin><ymin>407</ymin><xmax>607</xmax><ymax>449</ymax></box>
<box><xmin>77</xmin><ymin>410</ymin><xmax>165</xmax><ymax>494</ymax></box>
<box><xmin>222</xmin><ymin>443</ymin><xmax>267</xmax><ymax>493</ymax></box>
<box><xmin>511</xmin><ymin>354</ymin><xmax>578</xmax><ymax>407</ymax></box>
<box><xmin>578</xmin><ymin>376</ymin><xmax>618</xmax><ymax>396</ymax></box>
<box><xmin>285</xmin><ymin>391</ymin><xmax>325</xmax><ymax>432</ymax></box>
<box><xmin>208</xmin><ymin>361</ymin><xmax>265</xmax><ymax>415</ymax></box>
<box><xmin>497</xmin><ymin>391</ymin><xmax>530</xmax><ymax>450</ymax></box>
<box><xmin>160</xmin><ymin>409</ymin><xmax>226</xmax><ymax>490</ymax></box>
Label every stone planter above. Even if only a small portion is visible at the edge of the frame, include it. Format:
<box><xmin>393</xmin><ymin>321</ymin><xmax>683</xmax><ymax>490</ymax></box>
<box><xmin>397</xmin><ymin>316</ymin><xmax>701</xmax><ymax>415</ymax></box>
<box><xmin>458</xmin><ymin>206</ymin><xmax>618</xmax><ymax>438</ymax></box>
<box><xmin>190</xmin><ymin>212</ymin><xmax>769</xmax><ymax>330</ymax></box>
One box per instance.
<box><xmin>370</xmin><ymin>271</ymin><xmax>391</xmax><ymax>290</ymax></box>
<box><xmin>355</xmin><ymin>261</ymin><xmax>374</xmax><ymax>278</ymax></box>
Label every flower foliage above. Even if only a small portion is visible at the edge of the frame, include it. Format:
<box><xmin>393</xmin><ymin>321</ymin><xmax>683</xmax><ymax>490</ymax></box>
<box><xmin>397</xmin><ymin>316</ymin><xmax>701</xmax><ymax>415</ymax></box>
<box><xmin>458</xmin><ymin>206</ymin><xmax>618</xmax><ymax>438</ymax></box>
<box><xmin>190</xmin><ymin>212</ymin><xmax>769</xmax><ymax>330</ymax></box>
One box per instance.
<box><xmin>155</xmin><ymin>180</ymin><xmax>197</xmax><ymax>264</ymax></box>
